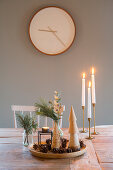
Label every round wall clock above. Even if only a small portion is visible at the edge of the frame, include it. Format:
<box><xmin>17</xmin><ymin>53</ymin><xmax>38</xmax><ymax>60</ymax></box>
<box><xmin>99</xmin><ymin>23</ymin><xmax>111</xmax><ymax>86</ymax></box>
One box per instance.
<box><xmin>29</xmin><ymin>6</ymin><xmax>76</xmax><ymax>55</ymax></box>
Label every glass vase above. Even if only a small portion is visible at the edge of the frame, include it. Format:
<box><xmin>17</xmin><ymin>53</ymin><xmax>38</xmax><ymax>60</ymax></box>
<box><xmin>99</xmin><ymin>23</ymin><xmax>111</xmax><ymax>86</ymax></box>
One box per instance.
<box><xmin>32</xmin><ymin>131</ymin><xmax>38</xmax><ymax>144</ymax></box>
<box><xmin>58</xmin><ymin>121</ymin><xmax>63</xmax><ymax>137</ymax></box>
<box><xmin>22</xmin><ymin>131</ymin><xmax>33</xmax><ymax>146</ymax></box>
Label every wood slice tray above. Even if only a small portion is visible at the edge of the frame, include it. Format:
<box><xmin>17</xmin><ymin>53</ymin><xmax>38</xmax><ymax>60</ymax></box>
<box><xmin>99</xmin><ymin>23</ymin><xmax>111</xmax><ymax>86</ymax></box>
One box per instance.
<box><xmin>29</xmin><ymin>145</ymin><xmax>86</xmax><ymax>159</ymax></box>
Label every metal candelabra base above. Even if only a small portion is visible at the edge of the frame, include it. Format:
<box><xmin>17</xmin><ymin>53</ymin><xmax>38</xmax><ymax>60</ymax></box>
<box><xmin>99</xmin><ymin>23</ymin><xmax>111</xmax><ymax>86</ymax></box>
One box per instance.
<box><xmin>86</xmin><ymin>118</ymin><xmax>94</xmax><ymax>140</ymax></box>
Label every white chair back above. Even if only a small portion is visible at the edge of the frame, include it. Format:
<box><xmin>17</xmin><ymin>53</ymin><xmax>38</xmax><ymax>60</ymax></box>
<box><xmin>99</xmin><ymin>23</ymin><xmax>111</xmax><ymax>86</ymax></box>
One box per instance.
<box><xmin>11</xmin><ymin>105</ymin><xmax>40</xmax><ymax>128</ymax></box>
<box><xmin>11</xmin><ymin>105</ymin><xmax>63</xmax><ymax>128</ymax></box>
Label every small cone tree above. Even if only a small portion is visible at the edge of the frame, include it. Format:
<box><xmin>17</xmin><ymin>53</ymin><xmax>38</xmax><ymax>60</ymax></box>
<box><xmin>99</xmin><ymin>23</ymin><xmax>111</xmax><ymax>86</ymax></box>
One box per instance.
<box><xmin>51</xmin><ymin>122</ymin><xmax>61</xmax><ymax>149</ymax></box>
<box><xmin>69</xmin><ymin>106</ymin><xmax>80</xmax><ymax>149</ymax></box>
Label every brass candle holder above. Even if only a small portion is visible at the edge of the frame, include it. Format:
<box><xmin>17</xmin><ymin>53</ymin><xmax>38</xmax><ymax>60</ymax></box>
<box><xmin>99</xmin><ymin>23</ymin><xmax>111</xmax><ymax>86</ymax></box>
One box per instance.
<box><xmin>80</xmin><ymin>106</ymin><xmax>87</xmax><ymax>133</ymax></box>
<box><xmin>86</xmin><ymin>118</ymin><xmax>94</xmax><ymax>140</ymax></box>
<box><xmin>91</xmin><ymin>104</ymin><xmax>99</xmax><ymax>135</ymax></box>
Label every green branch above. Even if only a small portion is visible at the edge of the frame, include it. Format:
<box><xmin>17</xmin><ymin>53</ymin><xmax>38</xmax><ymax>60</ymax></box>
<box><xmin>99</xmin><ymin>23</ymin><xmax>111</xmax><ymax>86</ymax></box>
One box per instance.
<box><xmin>35</xmin><ymin>98</ymin><xmax>59</xmax><ymax>122</ymax></box>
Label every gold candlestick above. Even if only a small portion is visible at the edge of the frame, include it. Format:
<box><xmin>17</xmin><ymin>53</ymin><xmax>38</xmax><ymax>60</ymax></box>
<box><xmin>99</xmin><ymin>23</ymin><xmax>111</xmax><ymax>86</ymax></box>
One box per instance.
<box><xmin>92</xmin><ymin>103</ymin><xmax>99</xmax><ymax>135</ymax></box>
<box><xmin>80</xmin><ymin>106</ymin><xmax>87</xmax><ymax>133</ymax></box>
<box><xmin>86</xmin><ymin>118</ymin><xmax>93</xmax><ymax>140</ymax></box>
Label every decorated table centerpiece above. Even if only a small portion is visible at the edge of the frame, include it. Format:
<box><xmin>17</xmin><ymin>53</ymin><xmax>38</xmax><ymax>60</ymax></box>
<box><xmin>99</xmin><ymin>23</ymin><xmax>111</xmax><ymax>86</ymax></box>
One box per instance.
<box><xmin>29</xmin><ymin>91</ymin><xmax>86</xmax><ymax>159</ymax></box>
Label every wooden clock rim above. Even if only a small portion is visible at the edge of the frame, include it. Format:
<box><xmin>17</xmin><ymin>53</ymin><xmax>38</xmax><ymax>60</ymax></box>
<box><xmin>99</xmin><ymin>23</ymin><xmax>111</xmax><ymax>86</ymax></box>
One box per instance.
<box><xmin>28</xmin><ymin>6</ymin><xmax>76</xmax><ymax>56</ymax></box>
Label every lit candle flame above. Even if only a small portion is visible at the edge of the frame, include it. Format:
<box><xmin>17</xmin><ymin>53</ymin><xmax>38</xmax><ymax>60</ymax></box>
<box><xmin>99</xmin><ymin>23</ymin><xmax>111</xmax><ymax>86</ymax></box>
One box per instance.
<box><xmin>89</xmin><ymin>81</ymin><xmax>91</xmax><ymax>88</ymax></box>
<box><xmin>92</xmin><ymin>67</ymin><xmax>95</xmax><ymax>75</ymax></box>
<box><xmin>82</xmin><ymin>73</ymin><xmax>85</xmax><ymax>79</ymax></box>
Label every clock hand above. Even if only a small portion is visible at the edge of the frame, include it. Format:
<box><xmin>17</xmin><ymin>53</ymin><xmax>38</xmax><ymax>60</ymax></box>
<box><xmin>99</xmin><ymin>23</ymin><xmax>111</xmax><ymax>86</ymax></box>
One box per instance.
<box><xmin>48</xmin><ymin>26</ymin><xmax>66</xmax><ymax>47</ymax></box>
<box><xmin>38</xmin><ymin>29</ymin><xmax>57</xmax><ymax>33</ymax></box>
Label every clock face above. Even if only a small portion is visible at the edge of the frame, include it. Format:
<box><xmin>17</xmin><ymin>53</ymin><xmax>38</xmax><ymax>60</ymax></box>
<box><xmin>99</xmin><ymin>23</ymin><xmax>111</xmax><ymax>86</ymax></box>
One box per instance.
<box><xmin>29</xmin><ymin>7</ymin><xmax>76</xmax><ymax>55</ymax></box>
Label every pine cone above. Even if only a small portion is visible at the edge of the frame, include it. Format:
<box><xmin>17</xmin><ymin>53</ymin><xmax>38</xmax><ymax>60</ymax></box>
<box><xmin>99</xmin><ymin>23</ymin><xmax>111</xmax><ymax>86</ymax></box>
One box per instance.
<box><xmin>58</xmin><ymin>149</ymin><xmax>63</xmax><ymax>154</ymax></box>
<box><xmin>67</xmin><ymin>148</ymin><xmax>72</xmax><ymax>153</ymax></box>
<box><xmin>47</xmin><ymin>144</ymin><xmax>51</xmax><ymax>151</ymax></box>
<box><xmin>61</xmin><ymin>138</ymin><xmax>68</xmax><ymax>148</ymax></box>
<box><xmin>72</xmin><ymin>147</ymin><xmax>80</xmax><ymax>152</ymax></box>
<box><xmin>46</xmin><ymin>139</ymin><xmax>51</xmax><ymax>145</ymax></box>
<box><xmin>52</xmin><ymin>148</ymin><xmax>59</xmax><ymax>153</ymax></box>
<box><xmin>58</xmin><ymin>147</ymin><xmax>66</xmax><ymax>154</ymax></box>
<box><xmin>80</xmin><ymin>140</ymin><xmax>86</xmax><ymax>148</ymax></box>
<box><xmin>42</xmin><ymin>147</ymin><xmax>48</xmax><ymax>153</ymax></box>
<box><xmin>33</xmin><ymin>143</ymin><xmax>38</xmax><ymax>150</ymax></box>
<box><xmin>39</xmin><ymin>144</ymin><xmax>48</xmax><ymax>153</ymax></box>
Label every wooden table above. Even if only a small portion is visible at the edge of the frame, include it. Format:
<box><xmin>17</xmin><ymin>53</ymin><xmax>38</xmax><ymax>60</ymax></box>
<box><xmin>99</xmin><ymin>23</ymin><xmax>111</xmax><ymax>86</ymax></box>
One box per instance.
<box><xmin>0</xmin><ymin>126</ymin><xmax>113</xmax><ymax>170</ymax></box>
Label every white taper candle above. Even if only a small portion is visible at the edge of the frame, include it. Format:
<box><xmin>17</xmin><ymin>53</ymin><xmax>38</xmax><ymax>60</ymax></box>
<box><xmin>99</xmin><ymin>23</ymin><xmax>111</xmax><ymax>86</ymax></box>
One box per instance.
<box><xmin>91</xmin><ymin>68</ymin><xmax>96</xmax><ymax>104</ymax></box>
<box><xmin>87</xmin><ymin>81</ymin><xmax>92</xmax><ymax>118</ymax></box>
<box><xmin>37</xmin><ymin>115</ymin><xmax>40</xmax><ymax>128</ymax></box>
<box><xmin>82</xmin><ymin>73</ymin><xmax>85</xmax><ymax>106</ymax></box>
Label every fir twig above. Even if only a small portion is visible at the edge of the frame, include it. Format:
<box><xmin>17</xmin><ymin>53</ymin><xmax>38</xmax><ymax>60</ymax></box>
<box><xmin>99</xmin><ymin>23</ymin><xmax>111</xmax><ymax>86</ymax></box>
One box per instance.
<box><xmin>16</xmin><ymin>114</ymin><xmax>38</xmax><ymax>134</ymax></box>
<box><xmin>35</xmin><ymin>98</ymin><xmax>59</xmax><ymax>122</ymax></box>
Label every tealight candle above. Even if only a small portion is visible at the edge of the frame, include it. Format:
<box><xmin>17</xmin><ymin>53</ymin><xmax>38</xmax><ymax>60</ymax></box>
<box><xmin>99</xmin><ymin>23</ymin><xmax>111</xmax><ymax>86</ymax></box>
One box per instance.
<box><xmin>87</xmin><ymin>81</ymin><xmax>92</xmax><ymax>118</ymax></box>
<box><xmin>42</xmin><ymin>127</ymin><xmax>49</xmax><ymax>133</ymax></box>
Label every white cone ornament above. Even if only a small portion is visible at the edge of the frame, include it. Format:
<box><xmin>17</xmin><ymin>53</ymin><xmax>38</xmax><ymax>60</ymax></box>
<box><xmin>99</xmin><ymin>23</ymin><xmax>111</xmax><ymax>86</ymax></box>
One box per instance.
<box><xmin>52</xmin><ymin>122</ymin><xmax>60</xmax><ymax>149</ymax></box>
<box><xmin>69</xmin><ymin>106</ymin><xmax>80</xmax><ymax>149</ymax></box>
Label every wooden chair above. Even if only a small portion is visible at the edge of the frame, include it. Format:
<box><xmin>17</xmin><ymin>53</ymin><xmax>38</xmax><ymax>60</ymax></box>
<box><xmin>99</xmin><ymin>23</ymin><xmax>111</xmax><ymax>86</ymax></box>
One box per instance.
<box><xmin>11</xmin><ymin>105</ymin><xmax>63</xmax><ymax>128</ymax></box>
<box><xmin>11</xmin><ymin>105</ymin><xmax>40</xmax><ymax>128</ymax></box>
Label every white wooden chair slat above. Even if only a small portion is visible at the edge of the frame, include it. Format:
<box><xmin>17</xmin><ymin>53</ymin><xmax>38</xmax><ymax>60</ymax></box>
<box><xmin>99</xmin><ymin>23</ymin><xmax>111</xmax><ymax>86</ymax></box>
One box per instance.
<box><xmin>37</xmin><ymin>115</ymin><xmax>40</xmax><ymax>128</ymax></box>
<box><xmin>11</xmin><ymin>105</ymin><xmax>36</xmax><ymax>112</ymax></box>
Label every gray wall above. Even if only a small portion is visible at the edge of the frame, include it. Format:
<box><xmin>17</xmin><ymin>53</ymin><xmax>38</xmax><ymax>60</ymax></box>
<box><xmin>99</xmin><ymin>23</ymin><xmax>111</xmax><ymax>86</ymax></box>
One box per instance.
<box><xmin>0</xmin><ymin>0</ymin><xmax>113</xmax><ymax>128</ymax></box>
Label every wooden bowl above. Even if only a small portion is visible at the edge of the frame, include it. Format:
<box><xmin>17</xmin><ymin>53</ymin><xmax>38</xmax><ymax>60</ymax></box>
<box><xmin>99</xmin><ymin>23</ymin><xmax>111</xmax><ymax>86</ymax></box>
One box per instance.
<box><xmin>29</xmin><ymin>145</ymin><xmax>86</xmax><ymax>159</ymax></box>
